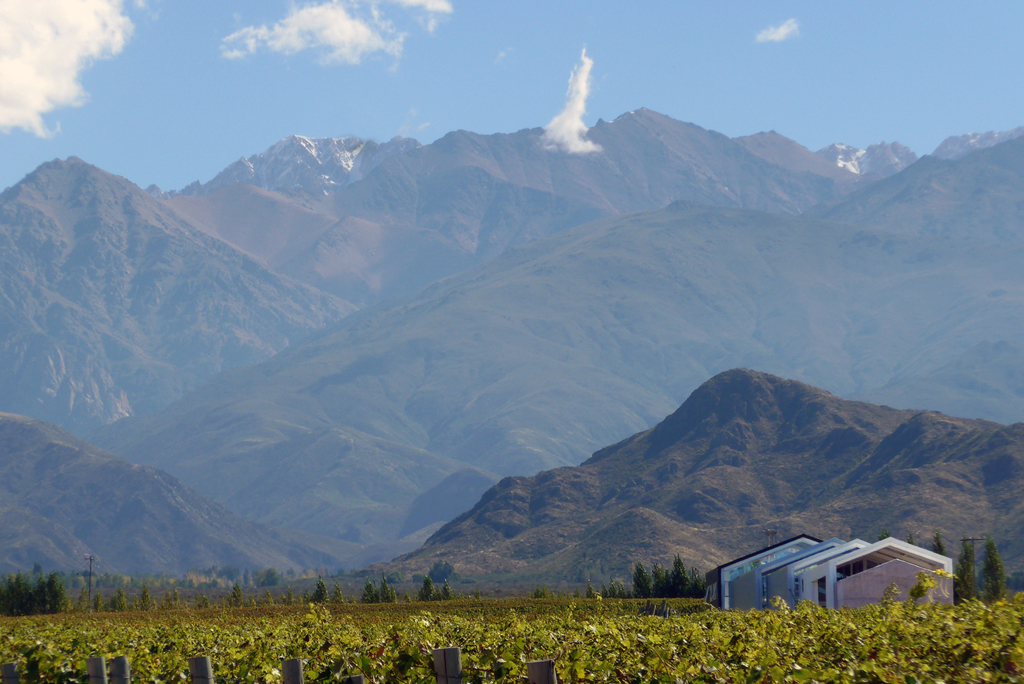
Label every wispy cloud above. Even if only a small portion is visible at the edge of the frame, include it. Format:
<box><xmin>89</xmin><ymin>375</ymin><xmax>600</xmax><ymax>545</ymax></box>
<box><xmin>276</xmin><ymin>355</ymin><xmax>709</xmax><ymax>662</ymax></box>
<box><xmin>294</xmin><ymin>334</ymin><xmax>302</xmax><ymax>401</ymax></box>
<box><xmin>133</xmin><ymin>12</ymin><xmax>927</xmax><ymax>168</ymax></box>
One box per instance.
<box><xmin>541</xmin><ymin>48</ymin><xmax>602</xmax><ymax>155</ymax></box>
<box><xmin>222</xmin><ymin>0</ymin><xmax>451</xmax><ymax>64</ymax></box>
<box><xmin>756</xmin><ymin>18</ymin><xmax>799</xmax><ymax>43</ymax></box>
<box><xmin>0</xmin><ymin>0</ymin><xmax>133</xmax><ymax>137</ymax></box>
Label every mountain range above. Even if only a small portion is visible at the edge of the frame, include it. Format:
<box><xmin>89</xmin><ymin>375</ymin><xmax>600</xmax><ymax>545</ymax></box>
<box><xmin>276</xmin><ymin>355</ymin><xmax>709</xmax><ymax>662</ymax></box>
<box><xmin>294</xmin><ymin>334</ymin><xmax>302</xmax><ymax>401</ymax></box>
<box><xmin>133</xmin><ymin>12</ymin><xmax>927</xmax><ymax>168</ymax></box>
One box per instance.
<box><xmin>4</xmin><ymin>109</ymin><xmax>1024</xmax><ymax>573</ymax></box>
<box><xmin>93</xmin><ymin>198</ymin><xmax>1024</xmax><ymax>560</ymax></box>
<box><xmin>385</xmin><ymin>369</ymin><xmax>1024</xmax><ymax>580</ymax></box>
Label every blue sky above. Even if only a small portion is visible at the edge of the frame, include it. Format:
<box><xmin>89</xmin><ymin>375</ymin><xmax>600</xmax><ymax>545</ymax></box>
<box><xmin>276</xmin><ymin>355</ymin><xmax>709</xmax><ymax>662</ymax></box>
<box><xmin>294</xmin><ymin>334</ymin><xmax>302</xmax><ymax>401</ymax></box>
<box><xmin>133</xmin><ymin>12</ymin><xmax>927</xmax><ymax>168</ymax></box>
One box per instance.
<box><xmin>2</xmin><ymin>1</ymin><xmax>1023</xmax><ymax>192</ymax></box>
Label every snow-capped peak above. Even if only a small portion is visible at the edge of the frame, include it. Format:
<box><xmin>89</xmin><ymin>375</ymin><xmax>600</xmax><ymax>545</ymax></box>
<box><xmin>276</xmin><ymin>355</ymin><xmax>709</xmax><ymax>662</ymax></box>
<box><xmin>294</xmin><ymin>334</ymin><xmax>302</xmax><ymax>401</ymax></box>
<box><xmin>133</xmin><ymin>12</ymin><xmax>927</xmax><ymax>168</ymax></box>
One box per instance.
<box><xmin>175</xmin><ymin>135</ymin><xmax>421</xmax><ymax>197</ymax></box>
<box><xmin>815</xmin><ymin>141</ymin><xmax>917</xmax><ymax>178</ymax></box>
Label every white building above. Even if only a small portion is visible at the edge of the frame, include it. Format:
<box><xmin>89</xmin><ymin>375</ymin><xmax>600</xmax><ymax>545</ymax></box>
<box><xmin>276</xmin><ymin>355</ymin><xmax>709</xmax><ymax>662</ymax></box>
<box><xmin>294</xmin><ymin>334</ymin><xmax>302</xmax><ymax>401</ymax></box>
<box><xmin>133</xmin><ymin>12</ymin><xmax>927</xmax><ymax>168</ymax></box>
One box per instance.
<box><xmin>705</xmin><ymin>535</ymin><xmax>954</xmax><ymax>610</ymax></box>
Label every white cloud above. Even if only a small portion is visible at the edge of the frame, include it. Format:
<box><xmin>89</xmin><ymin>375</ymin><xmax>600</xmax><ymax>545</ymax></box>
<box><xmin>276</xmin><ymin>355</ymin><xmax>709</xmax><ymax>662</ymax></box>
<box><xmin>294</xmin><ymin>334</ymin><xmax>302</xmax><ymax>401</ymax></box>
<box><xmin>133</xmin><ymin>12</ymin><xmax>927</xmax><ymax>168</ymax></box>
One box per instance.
<box><xmin>756</xmin><ymin>18</ymin><xmax>799</xmax><ymax>43</ymax></box>
<box><xmin>223</xmin><ymin>0</ymin><xmax>451</xmax><ymax>63</ymax></box>
<box><xmin>0</xmin><ymin>0</ymin><xmax>133</xmax><ymax>137</ymax></box>
<box><xmin>541</xmin><ymin>48</ymin><xmax>602</xmax><ymax>155</ymax></box>
<box><xmin>389</xmin><ymin>0</ymin><xmax>452</xmax><ymax>14</ymax></box>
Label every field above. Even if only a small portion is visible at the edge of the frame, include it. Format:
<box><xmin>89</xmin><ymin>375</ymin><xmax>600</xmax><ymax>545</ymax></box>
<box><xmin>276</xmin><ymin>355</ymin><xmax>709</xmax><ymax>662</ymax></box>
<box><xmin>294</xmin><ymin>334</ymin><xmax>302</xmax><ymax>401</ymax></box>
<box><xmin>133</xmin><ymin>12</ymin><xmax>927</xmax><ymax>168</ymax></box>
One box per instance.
<box><xmin>1</xmin><ymin>597</ymin><xmax>1022</xmax><ymax>683</ymax></box>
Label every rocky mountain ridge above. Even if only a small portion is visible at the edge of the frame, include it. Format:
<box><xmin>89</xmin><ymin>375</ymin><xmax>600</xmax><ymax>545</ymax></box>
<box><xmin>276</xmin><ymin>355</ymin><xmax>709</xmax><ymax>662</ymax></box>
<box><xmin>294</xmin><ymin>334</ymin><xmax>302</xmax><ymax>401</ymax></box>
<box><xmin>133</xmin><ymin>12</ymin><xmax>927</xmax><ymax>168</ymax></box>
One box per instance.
<box><xmin>0</xmin><ymin>158</ymin><xmax>353</xmax><ymax>433</ymax></box>
<box><xmin>932</xmin><ymin>125</ymin><xmax>1024</xmax><ymax>160</ymax></box>
<box><xmin>386</xmin><ymin>369</ymin><xmax>1024</xmax><ymax>580</ymax></box>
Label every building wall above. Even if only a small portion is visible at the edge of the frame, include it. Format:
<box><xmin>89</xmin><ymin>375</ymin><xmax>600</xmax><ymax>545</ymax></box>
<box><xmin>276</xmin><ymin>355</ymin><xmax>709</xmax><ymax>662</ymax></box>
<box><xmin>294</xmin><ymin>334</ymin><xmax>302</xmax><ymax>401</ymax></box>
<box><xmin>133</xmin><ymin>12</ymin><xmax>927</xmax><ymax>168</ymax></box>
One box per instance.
<box><xmin>765</xmin><ymin>569</ymin><xmax>791</xmax><ymax>608</ymax></box>
<box><xmin>836</xmin><ymin>559</ymin><xmax>954</xmax><ymax>608</ymax></box>
<box><xmin>730</xmin><ymin>569</ymin><xmax>757</xmax><ymax>610</ymax></box>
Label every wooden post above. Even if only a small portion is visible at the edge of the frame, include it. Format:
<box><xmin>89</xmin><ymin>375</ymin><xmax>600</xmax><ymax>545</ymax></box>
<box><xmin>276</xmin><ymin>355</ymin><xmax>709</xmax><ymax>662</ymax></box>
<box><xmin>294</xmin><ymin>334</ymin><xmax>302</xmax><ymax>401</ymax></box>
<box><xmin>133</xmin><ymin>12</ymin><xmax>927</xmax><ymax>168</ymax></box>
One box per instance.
<box><xmin>87</xmin><ymin>657</ymin><xmax>108</xmax><ymax>684</ymax></box>
<box><xmin>1</xmin><ymin>663</ymin><xmax>18</xmax><ymax>684</ymax></box>
<box><xmin>188</xmin><ymin>657</ymin><xmax>214</xmax><ymax>684</ymax></box>
<box><xmin>527</xmin><ymin>660</ymin><xmax>558</xmax><ymax>684</ymax></box>
<box><xmin>110</xmin><ymin>656</ymin><xmax>131</xmax><ymax>684</ymax></box>
<box><xmin>659</xmin><ymin>600</ymin><xmax>668</xmax><ymax>617</ymax></box>
<box><xmin>432</xmin><ymin>647</ymin><xmax>462</xmax><ymax>684</ymax></box>
<box><xmin>282</xmin><ymin>659</ymin><xmax>304</xmax><ymax>684</ymax></box>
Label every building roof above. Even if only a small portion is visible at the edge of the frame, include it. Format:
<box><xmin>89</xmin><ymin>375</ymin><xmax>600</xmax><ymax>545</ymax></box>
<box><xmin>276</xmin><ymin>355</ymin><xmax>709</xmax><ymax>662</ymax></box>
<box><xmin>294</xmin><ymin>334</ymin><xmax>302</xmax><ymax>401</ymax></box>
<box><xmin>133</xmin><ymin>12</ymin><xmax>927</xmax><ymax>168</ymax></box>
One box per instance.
<box><xmin>708</xmin><ymin>534</ymin><xmax>823</xmax><ymax>576</ymax></box>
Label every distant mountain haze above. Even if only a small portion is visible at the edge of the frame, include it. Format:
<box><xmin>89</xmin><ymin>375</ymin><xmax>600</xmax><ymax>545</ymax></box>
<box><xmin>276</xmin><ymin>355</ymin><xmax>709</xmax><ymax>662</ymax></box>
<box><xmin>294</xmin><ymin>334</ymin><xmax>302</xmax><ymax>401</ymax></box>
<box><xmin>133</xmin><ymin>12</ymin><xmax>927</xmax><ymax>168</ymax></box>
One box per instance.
<box><xmin>812</xmin><ymin>134</ymin><xmax>1024</xmax><ymax>242</ymax></box>
<box><xmin>384</xmin><ymin>370</ymin><xmax>1024</xmax><ymax>580</ymax></box>
<box><xmin>94</xmin><ymin>201</ymin><xmax>1024</xmax><ymax>561</ymax></box>
<box><xmin>0</xmin><ymin>158</ymin><xmax>353</xmax><ymax>433</ymax></box>
<box><xmin>0</xmin><ymin>412</ymin><xmax>360</xmax><ymax>574</ymax></box>
<box><xmin>931</xmin><ymin>125</ymin><xmax>1024</xmax><ymax>160</ymax></box>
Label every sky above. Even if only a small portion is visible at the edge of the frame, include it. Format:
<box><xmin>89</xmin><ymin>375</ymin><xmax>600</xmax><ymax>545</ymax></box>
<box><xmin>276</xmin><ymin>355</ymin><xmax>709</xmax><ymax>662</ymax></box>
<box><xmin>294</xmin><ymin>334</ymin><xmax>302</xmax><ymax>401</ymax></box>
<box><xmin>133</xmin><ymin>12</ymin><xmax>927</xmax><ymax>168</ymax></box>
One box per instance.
<box><xmin>2</xmin><ymin>1</ymin><xmax>1023</xmax><ymax>193</ymax></box>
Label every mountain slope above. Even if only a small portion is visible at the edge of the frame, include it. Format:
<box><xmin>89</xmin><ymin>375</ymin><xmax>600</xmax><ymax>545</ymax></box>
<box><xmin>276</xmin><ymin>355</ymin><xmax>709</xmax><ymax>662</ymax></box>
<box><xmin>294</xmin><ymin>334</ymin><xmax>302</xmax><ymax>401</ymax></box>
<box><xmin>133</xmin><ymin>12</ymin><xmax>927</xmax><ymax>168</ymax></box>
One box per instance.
<box><xmin>812</xmin><ymin>135</ymin><xmax>1024</xmax><ymax>242</ymax></box>
<box><xmin>932</xmin><ymin>125</ymin><xmax>1024</xmax><ymax>160</ymax></box>
<box><xmin>0</xmin><ymin>412</ymin><xmax>361</xmax><ymax>574</ymax></box>
<box><xmin>0</xmin><ymin>158</ymin><xmax>353</xmax><ymax>433</ymax></box>
<box><xmin>388</xmin><ymin>370</ymin><xmax>1024</xmax><ymax>579</ymax></box>
<box><xmin>94</xmin><ymin>201</ymin><xmax>1024</xmax><ymax>558</ymax></box>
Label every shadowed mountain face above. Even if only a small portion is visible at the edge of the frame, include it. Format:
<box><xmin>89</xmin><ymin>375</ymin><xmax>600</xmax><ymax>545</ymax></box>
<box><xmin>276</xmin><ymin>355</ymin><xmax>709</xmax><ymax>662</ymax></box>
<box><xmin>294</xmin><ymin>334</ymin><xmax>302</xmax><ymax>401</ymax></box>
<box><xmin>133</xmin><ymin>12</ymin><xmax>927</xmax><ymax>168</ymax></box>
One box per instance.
<box><xmin>812</xmin><ymin>135</ymin><xmax>1024</xmax><ymax>242</ymax></box>
<box><xmin>93</xmin><ymin>201</ymin><xmax>1024</xmax><ymax>558</ymax></box>
<box><xmin>0</xmin><ymin>412</ymin><xmax>361</xmax><ymax>574</ymax></box>
<box><xmin>386</xmin><ymin>370</ymin><xmax>1024</xmax><ymax>580</ymax></box>
<box><xmin>170</xmin><ymin>110</ymin><xmax>863</xmax><ymax>307</ymax></box>
<box><xmin>0</xmin><ymin>158</ymin><xmax>353</xmax><ymax>433</ymax></box>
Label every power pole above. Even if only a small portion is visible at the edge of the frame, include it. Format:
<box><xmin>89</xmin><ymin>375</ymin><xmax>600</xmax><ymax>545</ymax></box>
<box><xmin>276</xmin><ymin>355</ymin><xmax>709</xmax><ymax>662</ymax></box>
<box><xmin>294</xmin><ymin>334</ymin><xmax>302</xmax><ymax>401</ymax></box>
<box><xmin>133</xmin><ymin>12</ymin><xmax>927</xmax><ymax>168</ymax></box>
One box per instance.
<box><xmin>85</xmin><ymin>555</ymin><xmax>95</xmax><ymax>611</ymax></box>
<box><xmin>961</xmin><ymin>536</ymin><xmax>985</xmax><ymax>567</ymax></box>
<box><xmin>763</xmin><ymin>529</ymin><xmax>778</xmax><ymax>548</ymax></box>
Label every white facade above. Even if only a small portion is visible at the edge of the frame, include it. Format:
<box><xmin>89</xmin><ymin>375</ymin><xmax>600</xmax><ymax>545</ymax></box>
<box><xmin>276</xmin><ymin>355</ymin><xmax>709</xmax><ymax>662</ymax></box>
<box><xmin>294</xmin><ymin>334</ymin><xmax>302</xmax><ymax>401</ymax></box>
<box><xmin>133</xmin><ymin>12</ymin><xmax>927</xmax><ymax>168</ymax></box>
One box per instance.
<box><xmin>708</xmin><ymin>536</ymin><xmax>955</xmax><ymax>610</ymax></box>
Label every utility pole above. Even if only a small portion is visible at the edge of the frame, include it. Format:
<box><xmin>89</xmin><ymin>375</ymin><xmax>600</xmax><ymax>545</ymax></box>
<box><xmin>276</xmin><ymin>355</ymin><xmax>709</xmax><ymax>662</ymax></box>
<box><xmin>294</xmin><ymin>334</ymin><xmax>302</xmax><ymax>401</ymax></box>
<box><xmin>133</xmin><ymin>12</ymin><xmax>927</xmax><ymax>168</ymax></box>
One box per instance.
<box><xmin>961</xmin><ymin>536</ymin><xmax>985</xmax><ymax>567</ymax></box>
<box><xmin>85</xmin><ymin>555</ymin><xmax>95</xmax><ymax>611</ymax></box>
<box><xmin>763</xmin><ymin>529</ymin><xmax>778</xmax><ymax>548</ymax></box>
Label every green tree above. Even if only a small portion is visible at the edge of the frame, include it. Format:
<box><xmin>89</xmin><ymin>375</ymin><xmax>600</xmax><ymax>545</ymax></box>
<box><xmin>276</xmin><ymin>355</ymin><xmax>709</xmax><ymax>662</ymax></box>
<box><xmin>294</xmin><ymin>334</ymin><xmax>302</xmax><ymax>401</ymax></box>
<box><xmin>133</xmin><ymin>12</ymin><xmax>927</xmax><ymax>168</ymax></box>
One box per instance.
<box><xmin>585</xmin><ymin>581</ymin><xmax>598</xmax><ymax>599</ymax></box>
<box><xmin>112</xmin><ymin>588</ymin><xmax>128</xmax><ymax>612</ymax></box>
<box><xmin>285</xmin><ymin>588</ymin><xmax>295</xmax><ymax>605</ymax></box>
<box><xmin>361</xmin><ymin>578</ymin><xmax>379</xmax><ymax>604</ymax></box>
<box><xmin>44</xmin><ymin>572</ymin><xmax>68</xmax><ymax>613</ymax></box>
<box><xmin>229</xmin><ymin>583</ymin><xmax>244</xmax><ymax>607</ymax></box>
<box><xmin>955</xmin><ymin>540</ymin><xmax>976</xmax><ymax>603</ymax></box>
<box><xmin>670</xmin><ymin>555</ymin><xmax>689</xmax><ymax>598</ymax></box>
<box><xmin>428</xmin><ymin>561</ymin><xmax>455</xmax><ymax>584</ymax></box>
<box><xmin>139</xmin><ymin>585</ymin><xmax>153</xmax><ymax>611</ymax></box>
<box><xmin>417</xmin><ymin>575</ymin><xmax>435</xmax><ymax>601</ymax></box>
<box><xmin>440</xmin><ymin>580</ymin><xmax>453</xmax><ymax>600</ymax></box>
<box><xmin>379</xmin><ymin>575</ymin><xmax>397</xmax><ymax>603</ymax></box>
<box><xmin>878</xmin><ymin>527</ymin><xmax>891</xmax><ymax>541</ymax></box>
<box><xmin>982</xmin><ymin>536</ymin><xmax>1006</xmax><ymax>602</ymax></box>
<box><xmin>932</xmin><ymin>531</ymin><xmax>946</xmax><ymax>556</ymax></box>
<box><xmin>632</xmin><ymin>562</ymin><xmax>653</xmax><ymax>599</ymax></box>
<box><xmin>92</xmin><ymin>593</ymin><xmax>104</xmax><ymax>613</ymax></box>
<box><xmin>331</xmin><ymin>582</ymin><xmax>344</xmax><ymax>605</ymax></box>
<box><xmin>906</xmin><ymin>532</ymin><xmax>916</xmax><ymax>546</ymax></box>
<box><xmin>312</xmin><ymin>577</ymin><xmax>329</xmax><ymax>604</ymax></box>
<box><xmin>651</xmin><ymin>564</ymin><xmax>670</xmax><ymax>597</ymax></box>
<box><xmin>263</xmin><ymin>589</ymin><xmax>274</xmax><ymax>605</ymax></box>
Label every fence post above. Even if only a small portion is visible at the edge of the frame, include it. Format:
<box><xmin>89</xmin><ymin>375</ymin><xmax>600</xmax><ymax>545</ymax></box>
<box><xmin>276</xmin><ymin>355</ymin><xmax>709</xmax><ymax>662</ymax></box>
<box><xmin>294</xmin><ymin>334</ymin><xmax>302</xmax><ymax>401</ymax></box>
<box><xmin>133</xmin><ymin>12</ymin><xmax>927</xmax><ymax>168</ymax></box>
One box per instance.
<box><xmin>282</xmin><ymin>659</ymin><xmax>303</xmax><ymax>684</ymax></box>
<box><xmin>87</xmin><ymin>657</ymin><xmax>109</xmax><ymax>684</ymax></box>
<box><xmin>1</xmin><ymin>663</ymin><xmax>18</xmax><ymax>684</ymax></box>
<box><xmin>526</xmin><ymin>660</ymin><xmax>558</xmax><ymax>684</ymax></box>
<box><xmin>110</xmin><ymin>656</ymin><xmax>131</xmax><ymax>684</ymax></box>
<box><xmin>188</xmin><ymin>657</ymin><xmax>214</xmax><ymax>684</ymax></box>
<box><xmin>432</xmin><ymin>647</ymin><xmax>462</xmax><ymax>684</ymax></box>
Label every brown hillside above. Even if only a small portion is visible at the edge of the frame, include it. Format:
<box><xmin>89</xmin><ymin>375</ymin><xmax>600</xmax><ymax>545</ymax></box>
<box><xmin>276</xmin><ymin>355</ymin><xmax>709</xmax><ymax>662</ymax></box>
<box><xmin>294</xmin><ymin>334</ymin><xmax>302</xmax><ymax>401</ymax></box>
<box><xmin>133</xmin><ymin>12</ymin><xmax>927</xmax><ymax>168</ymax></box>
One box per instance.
<box><xmin>387</xmin><ymin>370</ymin><xmax>1023</xmax><ymax>580</ymax></box>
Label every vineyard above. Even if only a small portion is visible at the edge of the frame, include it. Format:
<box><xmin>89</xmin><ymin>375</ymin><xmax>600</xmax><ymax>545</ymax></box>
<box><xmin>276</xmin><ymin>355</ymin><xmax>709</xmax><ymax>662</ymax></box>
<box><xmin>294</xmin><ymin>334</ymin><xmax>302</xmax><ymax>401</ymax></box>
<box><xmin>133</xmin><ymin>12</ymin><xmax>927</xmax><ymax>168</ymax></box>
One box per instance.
<box><xmin>1</xmin><ymin>597</ymin><xmax>1022</xmax><ymax>683</ymax></box>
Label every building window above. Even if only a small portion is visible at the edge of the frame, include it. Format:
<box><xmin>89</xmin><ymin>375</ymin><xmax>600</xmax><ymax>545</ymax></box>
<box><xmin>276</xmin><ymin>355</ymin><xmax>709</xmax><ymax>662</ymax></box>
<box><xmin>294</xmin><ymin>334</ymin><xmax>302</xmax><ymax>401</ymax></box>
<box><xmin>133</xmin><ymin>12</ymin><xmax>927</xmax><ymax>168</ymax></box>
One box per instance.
<box><xmin>816</xmin><ymin>578</ymin><xmax>827</xmax><ymax>607</ymax></box>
